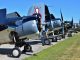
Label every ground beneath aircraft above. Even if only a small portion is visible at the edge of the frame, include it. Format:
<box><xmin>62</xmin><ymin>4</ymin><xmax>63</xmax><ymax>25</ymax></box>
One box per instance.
<box><xmin>0</xmin><ymin>37</ymin><xmax>69</xmax><ymax>60</ymax></box>
<box><xmin>0</xmin><ymin>31</ymin><xmax>76</xmax><ymax>60</ymax></box>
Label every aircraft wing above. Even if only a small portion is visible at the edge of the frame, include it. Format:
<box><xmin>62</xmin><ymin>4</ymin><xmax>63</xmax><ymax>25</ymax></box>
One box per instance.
<box><xmin>6</xmin><ymin>12</ymin><xmax>21</xmax><ymax>18</ymax></box>
<box><xmin>53</xmin><ymin>27</ymin><xmax>62</xmax><ymax>31</ymax></box>
<box><xmin>7</xmin><ymin>16</ymin><xmax>38</xmax><ymax>27</ymax></box>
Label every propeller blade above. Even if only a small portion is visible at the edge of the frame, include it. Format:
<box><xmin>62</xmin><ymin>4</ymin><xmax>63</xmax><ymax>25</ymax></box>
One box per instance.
<box><xmin>79</xmin><ymin>20</ymin><xmax>80</xmax><ymax>25</ymax></box>
<box><xmin>60</xmin><ymin>10</ymin><xmax>63</xmax><ymax>22</ymax></box>
<box><xmin>60</xmin><ymin>10</ymin><xmax>64</xmax><ymax>35</ymax></box>
<box><xmin>71</xmin><ymin>17</ymin><xmax>73</xmax><ymax>26</ymax></box>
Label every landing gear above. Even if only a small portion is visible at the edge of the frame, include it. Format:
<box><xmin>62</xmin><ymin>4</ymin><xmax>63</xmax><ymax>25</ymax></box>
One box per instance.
<box><xmin>23</xmin><ymin>44</ymin><xmax>32</xmax><ymax>52</ymax></box>
<box><xmin>68</xmin><ymin>33</ymin><xmax>72</xmax><ymax>37</ymax></box>
<box><xmin>11</xmin><ymin>42</ymin><xmax>32</xmax><ymax>58</ymax></box>
<box><xmin>61</xmin><ymin>34</ymin><xmax>65</xmax><ymax>38</ymax></box>
<box><xmin>41</xmin><ymin>31</ymin><xmax>51</xmax><ymax>46</ymax></box>
<box><xmin>9</xmin><ymin>31</ymin><xmax>32</xmax><ymax>58</ymax></box>
<box><xmin>67</xmin><ymin>31</ymin><xmax>72</xmax><ymax>37</ymax></box>
<box><xmin>12</xmin><ymin>47</ymin><xmax>21</xmax><ymax>58</ymax></box>
<box><xmin>41</xmin><ymin>38</ymin><xmax>51</xmax><ymax>46</ymax></box>
<box><xmin>52</xmin><ymin>36</ymin><xmax>57</xmax><ymax>42</ymax></box>
<box><xmin>9</xmin><ymin>31</ymin><xmax>19</xmax><ymax>43</ymax></box>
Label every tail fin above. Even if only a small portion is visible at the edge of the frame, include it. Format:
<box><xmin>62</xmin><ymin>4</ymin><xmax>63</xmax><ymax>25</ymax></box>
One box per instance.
<box><xmin>0</xmin><ymin>8</ymin><xmax>6</xmax><ymax>19</ymax></box>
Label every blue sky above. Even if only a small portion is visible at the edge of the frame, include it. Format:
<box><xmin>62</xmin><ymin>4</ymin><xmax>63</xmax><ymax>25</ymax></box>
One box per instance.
<box><xmin>0</xmin><ymin>0</ymin><xmax>80</xmax><ymax>23</ymax></box>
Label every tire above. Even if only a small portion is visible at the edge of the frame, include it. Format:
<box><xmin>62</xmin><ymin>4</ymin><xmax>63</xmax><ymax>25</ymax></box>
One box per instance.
<box><xmin>41</xmin><ymin>38</ymin><xmax>45</xmax><ymax>46</ymax></box>
<box><xmin>12</xmin><ymin>47</ymin><xmax>21</xmax><ymax>58</ymax></box>
<box><xmin>52</xmin><ymin>38</ymin><xmax>54</xmax><ymax>42</ymax></box>
<box><xmin>62</xmin><ymin>35</ymin><xmax>65</xmax><ymax>38</ymax></box>
<box><xmin>23</xmin><ymin>44</ymin><xmax>32</xmax><ymax>52</ymax></box>
<box><xmin>44</xmin><ymin>39</ymin><xmax>51</xmax><ymax>45</ymax></box>
<box><xmin>52</xmin><ymin>37</ymin><xmax>57</xmax><ymax>42</ymax></box>
<box><xmin>42</xmin><ymin>38</ymin><xmax>51</xmax><ymax>46</ymax></box>
<box><xmin>57</xmin><ymin>36</ymin><xmax>61</xmax><ymax>40</ymax></box>
<box><xmin>68</xmin><ymin>33</ymin><xmax>72</xmax><ymax>37</ymax></box>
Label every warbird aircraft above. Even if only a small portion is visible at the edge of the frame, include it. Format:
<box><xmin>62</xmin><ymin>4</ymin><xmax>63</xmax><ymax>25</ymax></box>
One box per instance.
<box><xmin>28</xmin><ymin>4</ymin><xmax>64</xmax><ymax>45</ymax></box>
<box><xmin>0</xmin><ymin>8</ymin><xmax>40</xmax><ymax>58</ymax></box>
<box><xmin>64</xmin><ymin>18</ymin><xmax>74</xmax><ymax>37</ymax></box>
<box><xmin>0</xmin><ymin>4</ymin><xmax>64</xmax><ymax>57</ymax></box>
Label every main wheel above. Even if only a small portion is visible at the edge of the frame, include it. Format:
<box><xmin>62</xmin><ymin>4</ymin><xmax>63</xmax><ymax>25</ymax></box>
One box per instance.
<box><xmin>44</xmin><ymin>39</ymin><xmax>51</xmax><ymax>45</ymax></box>
<box><xmin>52</xmin><ymin>37</ymin><xmax>57</xmax><ymax>42</ymax></box>
<box><xmin>62</xmin><ymin>35</ymin><xmax>65</xmax><ymax>38</ymax></box>
<box><xmin>42</xmin><ymin>38</ymin><xmax>51</xmax><ymax>46</ymax></box>
<box><xmin>23</xmin><ymin>44</ymin><xmax>32</xmax><ymax>52</ymax></box>
<box><xmin>12</xmin><ymin>47</ymin><xmax>21</xmax><ymax>58</ymax></box>
<box><xmin>68</xmin><ymin>33</ymin><xmax>72</xmax><ymax>37</ymax></box>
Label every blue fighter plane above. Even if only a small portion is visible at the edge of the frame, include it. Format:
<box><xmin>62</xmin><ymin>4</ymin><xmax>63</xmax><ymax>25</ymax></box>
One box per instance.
<box><xmin>0</xmin><ymin>4</ymin><xmax>64</xmax><ymax>58</ymax></box>
<box><xmin>0</xmin><ymin>8</ymin><xmax>40</xmax><ymax>58</ymax></box>
<box><xmin>28</xmin><ymin>4</ymin><xmax>64</xmax><ymax>45</ymax></box>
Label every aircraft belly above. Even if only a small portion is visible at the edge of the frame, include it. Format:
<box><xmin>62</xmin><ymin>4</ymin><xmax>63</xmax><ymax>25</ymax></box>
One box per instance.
<box><xmin>19</xmin><ymin>33</ymin><xmax>39</xmax><ymax>40</ymax></box>
<box><xmin>0</xmin><ymin>29</ymin><xmax>11</xmax><ymax>44</ymax></box>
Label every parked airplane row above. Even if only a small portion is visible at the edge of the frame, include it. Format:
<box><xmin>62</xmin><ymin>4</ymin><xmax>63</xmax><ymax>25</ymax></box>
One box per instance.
<box><xmin>0</xmin><ymin>4</ymin><xmax>78</xmax><ymax>58</ymax></box>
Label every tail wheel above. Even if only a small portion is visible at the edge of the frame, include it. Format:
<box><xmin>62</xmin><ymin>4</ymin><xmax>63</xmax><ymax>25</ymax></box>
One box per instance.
<box><xmin>12</xmin><ymin>47</ymin><xmax>21</xmax><ymax>58</ymax></box>
<box><xmin>9</xmin><ymin>31</ymin><xmax>19</xmax><ymax>43</ymax></box>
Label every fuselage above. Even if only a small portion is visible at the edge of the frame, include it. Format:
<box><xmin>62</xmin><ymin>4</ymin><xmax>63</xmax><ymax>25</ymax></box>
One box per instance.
<box><xmin>15</xmin><ymin>20</ymin><xmax>39</xmax><ymax>38</ymax></box>
<box><xmin>27</xmin><ymin>4</ymin><xmax>62</xmax><ymax>34</ymax></box>
<box><xmin>0</xmin><ymin>18</ymin><xmax>40</xmax><ymax>44</ymax></box>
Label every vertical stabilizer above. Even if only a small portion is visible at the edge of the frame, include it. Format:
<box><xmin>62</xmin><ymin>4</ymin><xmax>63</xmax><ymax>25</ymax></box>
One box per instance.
<box><xmin>0</xmin><ymin>8</ymin><xmax>6</xmax><ymax>19</ymax></box>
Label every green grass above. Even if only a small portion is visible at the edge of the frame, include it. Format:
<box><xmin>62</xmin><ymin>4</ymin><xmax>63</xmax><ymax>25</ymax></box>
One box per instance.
<box><xmin>24</xmin><ymin>33</ymin><xmax>80</xmax><ymax>60</ymax></box>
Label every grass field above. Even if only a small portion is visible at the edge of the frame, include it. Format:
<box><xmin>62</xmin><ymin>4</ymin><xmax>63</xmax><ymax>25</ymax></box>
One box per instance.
<box><xmin>24</xmin><ymin>33</ymin><xmax>80</xmax><ymax>60</ymax></box>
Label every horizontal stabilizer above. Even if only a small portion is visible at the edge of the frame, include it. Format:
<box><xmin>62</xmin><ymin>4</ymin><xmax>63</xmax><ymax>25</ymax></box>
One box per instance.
<box><xmin>6</xmin><ymin>12</ymin><xmax>21</xmax><ymax>18</ymax></box>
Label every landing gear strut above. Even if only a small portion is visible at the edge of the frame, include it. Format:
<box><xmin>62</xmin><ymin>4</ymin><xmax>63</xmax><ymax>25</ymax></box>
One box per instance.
<box><xmin>41</xmin><ymin>31</ymin><xmax>51</xmax><ymax>46</ymax></box>
<box><xmin>9</xmin><ymin>32</ymin><xmax>32</xmax><ymax>58</ymax></box>
<box><xmin>12</xmin><ymin>41</ymin><xmax>32</xmax><ymax>58</ymax></box>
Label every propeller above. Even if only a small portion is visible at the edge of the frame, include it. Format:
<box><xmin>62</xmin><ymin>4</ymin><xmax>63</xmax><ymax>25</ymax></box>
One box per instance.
<box><xmin>60</xmin><ymin>10</ymin><xmax>64</xmax><ymax>22</ymax></box>
<box><xmin>71</xmin><ymin>17</ymin><xmax>73</xmax><ymax>26</ymax></box>
<box><xmin>60</xmin><ymin>10</ymin><xmax>65</xmax><ymax>35</ymax></box>
<box><xmin>79</xmin><ymin>20</ymin><xmax>80</xmax><ymax>25</ymax></box>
